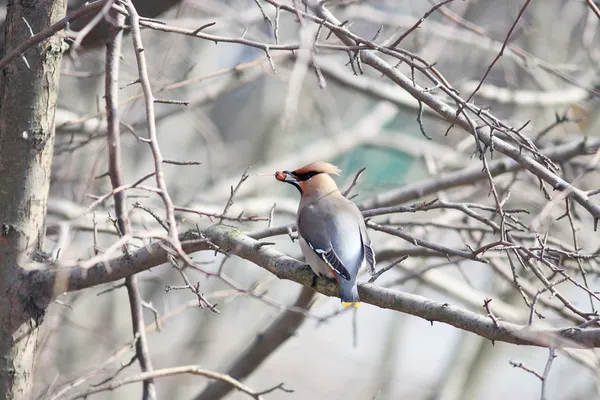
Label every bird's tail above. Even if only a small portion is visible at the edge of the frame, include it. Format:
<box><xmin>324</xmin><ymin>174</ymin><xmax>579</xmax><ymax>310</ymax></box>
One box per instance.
<box><xmin>340</xmin><ymin>281</ymin><xmax>360</xmax><ymax>308</ymax></box>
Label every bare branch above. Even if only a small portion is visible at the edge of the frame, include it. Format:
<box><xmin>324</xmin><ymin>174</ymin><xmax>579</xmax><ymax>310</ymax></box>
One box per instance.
<box><xmin>389</xmin><ymin>0</ymin><xmax>456</xmax><ymax>48</ymax></box>
<box><xmin>342</xmin><ymin>167</ymin><xmax>366</xmax><ymax>198</ymax></box>
<box><xmin>360</xmin><ymin>138</ymin><xmax>600</xmax><ymax>209</ymax></box>
<box><xmin>302</xmin><ymin>0</ymin><xmax>600</xmax><ymax>228</ymax></box>
<box><xmin>220</xmin><ymin>168</ymin><xmax>251</xmax><ymax>223</ymax></box>
<box><xmin>30</xmin><ymin>225</ymin><xmax>600</xmax><ymax>349</ymax></box>
<box><xmin>63</xmin><ymin>365</ymin><xmax>291</xmax><ymax>400</ymax></box>
<box><xmin>104</xmin><ymin>9</ymin><xmax>155</xmax><ymax>398</ymax></box>
<box><xmin>584</xmin><ymin>0</ymin><xmax>600</xmax><ymax>21</ymax></box>
<box><xmin>124</xmin><ymin>0</ymin><xmax>181</xmax><ymax>249</ymax></box>
<box><xmin>367</xmin><ymin>220</ymin><xmax>486</xmax><ymax>262</ymax></box>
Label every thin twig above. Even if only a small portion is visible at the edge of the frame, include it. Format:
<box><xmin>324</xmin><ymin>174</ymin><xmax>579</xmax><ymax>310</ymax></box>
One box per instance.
<box><xmin>368</xmin><ymin>255</ymin><xmax>408</xmax><ymax>283</ymax></box>
<box><xmin>162</xmin><ymin>159</ymin><xmax>202</xmax><ymax>166</ymax></box>
<box><xmin>176</xmin><ymin>205</ymin><xmax>267</xmax><ymax>223</ymax></box>
<box><xmin>220</xmin><ymin>168</ymin><xmax>251</xmax><ymax>223</ymax></box>
<box><xmin>584</xmin><ymin>0</ymin><xmax>600</xmax><ymax>20</ymax></box>
<box><xmin>367</xmin><ymin>220</ymin><xmax>486</xmax><ymax>262</ymax></box>
<box><xmin>390</xmin><ymin>0</ymin><xmax>455</xmax><ymax>47</ymax></box>
<box><xmin>104</xmin><ymin>8</ymin><xmax>155</xmax><ymax>399</ymax></box>
<box><xmin>343</xmin><ymin>167</ymin><xmax>366</xmax><ymax>198</ymax></box>
<box><xmin>124</xmin><ymin>0</ymin><xmax>181</xmax><ymax>250</ymax></box>
<box><xmin>63</xmin><ymin>365</ymin><xmax>291</xmax><ymax>400</ymax></box>
<box><xmin>483</xmin><ymin>298</ymin><xmax>501</xmax><ymax>329</ymax></box>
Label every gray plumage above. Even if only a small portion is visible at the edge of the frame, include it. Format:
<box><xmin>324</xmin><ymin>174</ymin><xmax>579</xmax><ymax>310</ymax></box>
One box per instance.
<box><xmin>275</xmin><ymin>161</ymin><xmax>376</xmax><ymax>306</ymax></box>
<box><xmin>298</xmin><ymin>194</ymin><xmax>375</xmax><ymax>304</ymax></box>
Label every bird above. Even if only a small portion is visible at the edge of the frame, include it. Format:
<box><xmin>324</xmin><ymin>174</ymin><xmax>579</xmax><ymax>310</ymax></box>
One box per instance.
<box><xmin>275</xmin><ymin>161</ymin><xmax>375</xmax><ymax>307</ymax></box>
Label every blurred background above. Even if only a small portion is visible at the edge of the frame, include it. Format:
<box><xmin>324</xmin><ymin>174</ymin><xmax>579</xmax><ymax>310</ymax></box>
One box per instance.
<box><xmin>15</xmin><ymin>0</ymin><xmax>600</xmax><ymax>398</ymax></box>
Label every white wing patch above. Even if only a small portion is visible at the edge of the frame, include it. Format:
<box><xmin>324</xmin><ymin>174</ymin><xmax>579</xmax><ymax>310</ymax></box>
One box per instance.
<box><xmin>309</xmin><ymin>242</ymin><xmax>326</xmax><ymax>254</ymax></box>
<box><xmin>324</xmin><ymin>251</ymin><xmax>351</xmax><ymax>280</ymax></box>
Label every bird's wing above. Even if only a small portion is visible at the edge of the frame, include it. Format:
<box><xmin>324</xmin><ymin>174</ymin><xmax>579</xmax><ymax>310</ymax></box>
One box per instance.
<box><xmin>358</xmin><ymin>219</ymin><xmax>376</xmax><ymax>275</ymax></box>
<box><xmin>298</xmin><ymin>202</ymin><xmax>364</xmax><ymax>281</ymax></box>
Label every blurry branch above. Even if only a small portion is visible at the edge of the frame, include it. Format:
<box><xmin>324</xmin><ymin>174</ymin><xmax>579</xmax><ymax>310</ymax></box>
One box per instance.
<box><xmin>434</xmin><ymin>333</ymin><xmax>486</xmax><ymax>400</ymax></box>
<box><xmin>220</xmin><ymin>168</ymin><xmax>251</xmax><ymax>223</ymax></box>
<box><xmin>297</xmin><ymin>0</ymin><xmax>600</xmax><ymax>228</ymax></box>
<box><xmin>45</xmin><ymin>196</ymin><xmax>296</xmax><ymax>235</ymax></box>
<box><xmin>342</xmin><ymin>167</ymin><xmax>365</xmax><ymax>198</ymax></box>
<box><xmin>280</xmin><ymin>22</ymin><xmax>318</xmax><ymax>131</ymax></box>
<box><xmin>388</xmin><ymin>0</ymin><xmax>456</xmax><ymax>47</ymax></box>
<box><xmin>27</xmin><ymin>224</ymin><xmax>600</xmax><ymax>348</ymax></box>
<box><xmin>192</xmin><ymin>101</ymin><xmax>398</xmax><ymax>203</ymax></box>
<box><xmin>374</xmin><ymin>247</ymin><xmax>461</xmax><ymax>260</ymax></box>
<box><xmin>246</xmin><ymin>137</ymin><xmax>600</xmax><ymax>240</ymax></box>
<box><xmin>195</xmin><ymin>287</ymin><xmax>315</xmax><ymax>400</ymax></box>
<box><xmin>585</xmin><ymin>0</ymin><xmax>600</xmax><ymax>21</ymax></box>
<box><xmin>70</xmin><ymin>0</ymin><xmax>116</xmax><ymax>54</ymax></box>
<box><xmin>364</xmin><ymin>199</ymin><xmax>529</xmax><ymax>231</ymax></box>
<box><xmin>459</xmin><ymin>81</ymin><xmax>588</xmax><ymax>105</ymax></box>
<box><xmin>390</xmin><ymin>258</ymin><xmax>529</xmax><ymax>323</ymax></box>
<box><xmin>0</xmin><ymin>0</ymin><xmax>107</xmax><ymax>71</ymax></box>
<box><xmin>342</xmin><ymin>3</ymin><xmax>590</xmax><ymax>92</ymax></box>
<box><xmin>125</xmin><ymin>0</ymin><xmax>180</xmax><ymax>248</ymax></box>
<box><xmin>488</xmin><ymin>259</ymin><xmax>587</xmax><ymax>325</ymax></box>
<box><xmin>314</xmin><ymin>56</ymin><xmax>439</xmax><ymax>118</ymax></box>
<box><xmin>366</xmin><ymin>220</ymin><xmax>487</xmax><ymax>262</ymax></box>
<box><xmin>432</xmin><ymin>2</ymin><xmax>599</xmax><ymax>94</ymax></box>
<box><xmin>175</xmin><ymin>205</ymin><xmax>268</xmax><ymax>223</ymax></box>
<box><xmin>45</xmin><ymin>195</ymin><xmax>590</xmax><ymax>327</ymax></box>
<box><xmin>48</xmin><ymin>292</ymin><xmax>237</xmax><ymax>400</ymax></box>
<box><xmin>457</xmin><ymin>0</ymin><xmax>532</xmax><ymax>108</ymax></box>
<box><xmin>56</xmin><ymin>54</ymin><xmax>281</xmax><ymax>138</ymax></box>
<box><xmin>360</xmin><ymin>138</ymin><xmax>600</xmax><ymax>209</ymax></box>
<box><xmin>509</xmin><ymin>348</ymin><xmax>556</xmax><ymax>400</ymax></box>
<box><xmin>63</xmin><ymin>365</ymin><xmax>291</xmax><ymax>400</ymax></box>
<box><xmin>111</xmin><ymin>2</ymin><xmax>298</xmax><ymax>52</ymax></box>
<box><xmin>104</xmin><ymin>9</ymin><xmax>155</xmax><ymax>399</ymax></box>
<box><xmin>67</xmin><ymin>0</ymin><xmax>183</xmax><ymax>49</ymax></box>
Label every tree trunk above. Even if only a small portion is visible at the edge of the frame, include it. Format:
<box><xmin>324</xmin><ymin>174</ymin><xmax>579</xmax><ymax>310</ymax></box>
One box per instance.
<box><xmin>0</xmin><ymin>0</ymin><xmax>67</xmax><ymax>398</ymax></box>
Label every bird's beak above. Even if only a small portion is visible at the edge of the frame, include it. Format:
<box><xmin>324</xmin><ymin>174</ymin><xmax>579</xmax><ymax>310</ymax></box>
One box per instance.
<box><xmin>275</xmin><ymin>170</ymin><xmax>299</xmax><ymax>183</ymax></box>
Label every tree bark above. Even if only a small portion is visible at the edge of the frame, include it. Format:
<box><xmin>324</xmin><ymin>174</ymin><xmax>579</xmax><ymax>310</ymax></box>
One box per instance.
<box><xmin>0</xmin><ymin>0</ymin><xmax>67</xmax><ymax>398</ymax></box>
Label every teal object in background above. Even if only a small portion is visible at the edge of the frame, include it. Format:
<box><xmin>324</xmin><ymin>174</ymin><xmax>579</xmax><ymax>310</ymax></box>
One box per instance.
<box><xmin>334</xmin><ymin>141</ymin><xmax>426</xmax><ymax>203</ymax></box>
<box><xmin>331</xmin><ymin>105</ymin><xmax>433</xmax><ymax>203</ymax></box>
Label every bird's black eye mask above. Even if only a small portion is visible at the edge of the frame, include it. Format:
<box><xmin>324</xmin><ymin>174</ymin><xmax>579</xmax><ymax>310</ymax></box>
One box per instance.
<box><xmin>276</xmin><ymin>170</ymin><xmax>323</xmax><ymax>194</ymax></box>
<box><xmin>289</xmin><ymin>170</ymin><xmax>322</xmax><ymax>181</ymax></box>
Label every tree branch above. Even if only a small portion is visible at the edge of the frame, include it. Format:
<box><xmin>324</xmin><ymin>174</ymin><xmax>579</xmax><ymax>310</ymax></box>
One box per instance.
<box><xmin>62</xmin><ymin>365</ymin><xmax>290</xmax><ymax>400</ymax></box>
<box><xmin>124</xmin><ymin>0</ymin><xmax>181</xmax><ymax>249</ymax></box>
<box><xmin>360</xmin><ymin>138</ymin><xmax>600</xmax><ymax>209</ymax></box>
<box><xmin>105</xmin><ymin>8</ymin><xmax>156</xmax><ymax>399</ymax></box>
<box><xmin>301</xmin><ymin>0</ymin><xmax>600</xmax><ymax>228</ymax></box>
<box><xmin>29</xmin><ymin>224</ymin><xmax>600</xmax><ymax>348</ymax></box>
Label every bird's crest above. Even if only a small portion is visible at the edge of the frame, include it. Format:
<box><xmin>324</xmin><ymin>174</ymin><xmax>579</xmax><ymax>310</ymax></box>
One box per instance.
<box><xmin>294</xmin><ymin>161</ymin><xmax>341</xmax><ymax>176</ymax></box>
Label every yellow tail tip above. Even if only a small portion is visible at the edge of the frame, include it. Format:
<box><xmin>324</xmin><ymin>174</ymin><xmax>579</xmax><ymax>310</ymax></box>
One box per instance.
<box><xmin>341</xmin><ymin>301</ymin><xmax>361</xmax><ymax>308</ymax></box>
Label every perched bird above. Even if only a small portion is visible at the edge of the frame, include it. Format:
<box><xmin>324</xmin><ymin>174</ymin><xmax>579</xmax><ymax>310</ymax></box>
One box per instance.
<box><xmin>275</xmin><ymin>161</ymin><xmax>375</xmax><ymax>307</ymax></box>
